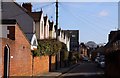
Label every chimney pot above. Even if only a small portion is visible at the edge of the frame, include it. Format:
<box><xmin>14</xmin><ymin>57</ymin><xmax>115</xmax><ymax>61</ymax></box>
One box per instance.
<box><xmin>22</xmin><ymin>3</ymin><xmax>32</xmax><ymax>12</ymax></box>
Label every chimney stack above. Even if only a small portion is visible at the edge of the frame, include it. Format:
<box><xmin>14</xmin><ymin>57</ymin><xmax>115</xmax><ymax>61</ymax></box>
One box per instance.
<box><xmin>22</xmin><ymin>3</ymin><xmax>32</xmax><ymax>12</ymax></box>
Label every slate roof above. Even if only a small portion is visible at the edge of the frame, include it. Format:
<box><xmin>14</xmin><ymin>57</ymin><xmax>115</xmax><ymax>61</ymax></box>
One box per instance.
<box><xmin>2</xmin><ymin>2</ymin><xmax>35</xmax><ymax>43</ymax></box>
<box><xmin>49</xmin><ymin>20</ymin><xmax>54</xmax><ymax>31</ymax></box>
<box><xmin>28</xmin><ymin>11</ymin><xmax>42</xmax><ymax>21</ymax></box>
<box><xmin>25</xmin><ymin>33</ymin><xmax>34</xmax><ymax>42</ymax></box>
<box><xmin>44</xmin><ymin>16</ymin><xmax>47</xmax><ymax>26</ymax></box>
<box><xmin>2</xmin><ymin>19</ymin><xmax>16</xmax><ymax>24</ymax></box>
<box><xmin>2</xmin><ymin>19</ymin><xmax>34</xmax><ymax>44</ymax></box>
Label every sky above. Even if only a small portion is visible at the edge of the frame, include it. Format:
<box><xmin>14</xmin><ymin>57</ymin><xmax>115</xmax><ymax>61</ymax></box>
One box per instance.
<box><xmin>16</xmin><ymin>0</ymin><xmax>119</xmax><ymax>44</ymax></box>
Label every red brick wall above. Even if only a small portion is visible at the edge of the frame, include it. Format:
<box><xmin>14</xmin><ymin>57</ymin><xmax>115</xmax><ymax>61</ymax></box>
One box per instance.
<box><xmin>50</xmin><ymin>55</ymin><xmax>56</xmax><ymax>71</ymax></box>
<box><xmin>1</xmin><ymin>24</ymin><xmax>32</xmax><ymax>76</ymax></box>
<box><xmin>33</xmin><ymin>56</ymin><xmax>49</xmax><ymax>75</ymax></box>
<box><xmin>7</xmin><ymin>26</ymin><xmax>15</xmax><ymax>40</ymax></box>
<box><xmin>9</xmin><ymin>24</ymin><xmax>32</xmax><ymax>76</ymax></box>
<box><xmin>0</xmin><ymin>63</ymin><xmax>2</xmax><ymax>77</ymax></box>
<box><xmin>1</xmin><ymin>38</ymin><xmax>15</xmax><ymax>77</ymax></box>
<box><xmin>1</xmin><ymin>24</ymin><xmax>50</xmax><ymax>77</ymax></box>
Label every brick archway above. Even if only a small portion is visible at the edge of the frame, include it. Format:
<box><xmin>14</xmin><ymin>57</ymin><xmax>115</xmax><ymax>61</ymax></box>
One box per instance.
<box><xmin>4</xmin><ymin>45</ymin><xmax>10</xmax><ymax>78</ymax></box>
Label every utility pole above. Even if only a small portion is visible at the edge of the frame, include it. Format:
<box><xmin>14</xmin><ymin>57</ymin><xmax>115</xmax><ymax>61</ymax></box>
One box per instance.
<box><xmin>55</xmin><ymin>0</ymin><xmax>59</xmax><ymax>70</ymax></box>
<box><xmin>56</xmin><ymin>0</ymin><xmax>58</xmax><ymax>30</ymax></box>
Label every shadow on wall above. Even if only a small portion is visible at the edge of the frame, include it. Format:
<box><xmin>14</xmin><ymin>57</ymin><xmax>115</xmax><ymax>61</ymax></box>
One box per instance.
<box><xmin>105</xmin><ymin>50</ymin><xmax>120</xmax><ymax>78</ymax></box>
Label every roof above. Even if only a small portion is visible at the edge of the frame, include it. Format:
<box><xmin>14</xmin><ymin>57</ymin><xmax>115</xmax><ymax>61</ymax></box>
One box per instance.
<box><xmin>2</xmin><ymin>19</ymin><xmax>16</xmax><ymax>24</ymax></box>
<box><xmin>44</xmin><ymin>16</ymin><xmax>48</xmax><ymax>26</ymax></box>
<box><xmin>54</xmin><ymin>25</ymin><xmax>57</xmax><ymax>31</ymax></box>
<box><xmin>49</xmin><ymin>20</ymin><xmax>54</xmax><ymax>31</ymax></box>
<box><xmin>2</xmin><ymin>2</ymin><xmax>35</xmax><ymax>43</ymax></box>
<box><xmin>28</xmin><ymin>11</ymin><xmax>42</xmax><ymax>21</ymax></box>
<box><xmin>62</xmin><ymin>30</ymin><xmax>71</xmax><ymax>38</ymax></box>
<box><xmin>80</xmin><ymin>43</ymin><xmax>87</xmax><ymax>48</ymax></box>
<box><xmin>13</xmin><ymin>2</ymin><xmax>34</xmax><ymax>19</ymax></box>
<box><xmin>25</xmin><ymin>33</ymin><xmax>34</xmax><ymax>42</ymax></box>
<box><xmin>2</xmin><ymin>19</ymin><xmax>33</xmax><ymax>44</ymax></box>
<box><xmin>104</xmin><ymin>30</ymin><xmax>120</xmax><ymax>53</ymax></box>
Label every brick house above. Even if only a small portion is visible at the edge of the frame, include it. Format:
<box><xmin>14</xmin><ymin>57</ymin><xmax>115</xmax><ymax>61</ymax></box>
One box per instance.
<box><xmin>1</xmin><ymin>2</ymin><xmax>38</xmax><ymax>50</ymax></box>
<box><xmin>104</xmin><ymin>30</ymin><xmax>120</xmax><ymax>78</ymax></box>
<box><xmin>0</xmin><ymin>19</ymin><xmax>32</xmax><ymax>77</ymax></box>
<box><xmin>79</xmin><ymin>43</ymin><xmax>88</xmax><ymax>57</ymax></box>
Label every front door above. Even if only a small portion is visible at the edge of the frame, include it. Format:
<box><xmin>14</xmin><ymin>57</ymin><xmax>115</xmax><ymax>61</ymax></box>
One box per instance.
<box><xmin>4</xmin><ymin>45</ymin><xmax>10</xmax><ymax>78</ymax></box>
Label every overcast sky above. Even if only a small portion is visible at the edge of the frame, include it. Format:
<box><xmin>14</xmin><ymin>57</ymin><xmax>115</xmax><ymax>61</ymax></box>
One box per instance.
<box><xmin>16</xmin><ymin>0</ymin><xmax>118</xmax><ymax>44</ymax></box>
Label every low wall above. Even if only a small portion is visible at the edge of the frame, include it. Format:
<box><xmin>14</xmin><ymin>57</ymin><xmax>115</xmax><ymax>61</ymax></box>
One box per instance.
<box><xmin>105</xmin><ymin>51</ymin><xmax>120</xmax><ymax>78</ymax></box>
<box><xmin>49</xmin><ymin>55</ymin><xmax>56</xmax><ymax>72</ymax></box>
<box><xmin>33</xmin><ymin>56</ymin><xmax>49</xmax><ymax>75</ymax></box>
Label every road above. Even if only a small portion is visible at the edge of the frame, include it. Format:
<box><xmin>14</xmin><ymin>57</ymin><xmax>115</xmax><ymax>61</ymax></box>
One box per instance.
<box><xmin>59</xmin><ymin>62</ymin><xmax>105</xmax><ymax>78</ymax></box>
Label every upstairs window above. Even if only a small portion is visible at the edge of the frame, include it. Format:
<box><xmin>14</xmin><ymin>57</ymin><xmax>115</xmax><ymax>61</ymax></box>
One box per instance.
<box><xmin>41</xmin><ymin>21</ymin><xmax>43</xmax><ymax>34</ymax></box>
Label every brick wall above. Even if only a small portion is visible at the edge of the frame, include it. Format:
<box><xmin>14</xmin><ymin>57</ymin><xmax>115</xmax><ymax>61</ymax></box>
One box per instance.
<box><xmin>1</xmin><ymin>38</ymin><xmax>15</xmax><ymax>77</ymax></box>
<box><xmin>105</xmin><ymin>51</ymin><xmax>120</xmax><ymax>78</ymax></box>
<box><xmin>0</xmin><ymin>64</ymin><xmax>2</xmax><ymax>77</ymax></box>
<box><xmin>1</xmin><ymin>23</ymin><xmax>51</xmax><ymax>77</ymax></box>
<box><xmin>1</xmin><ymin>24</ymin><xmax>32</xmax><ymax>77</ymax></box>
<box><xmin>33</xmin><ymin>56</ymin><xmax>49</xmax><ymax>75</ymax></box>
<box><xmin>49</xmin><ymin>55</ymin><xmax>56</xmax><ymax>72</ymax></box>
<box><xmin>9</xmin><ymin>24</ymin><xmax>32</xmax><ymax>76</ymax></box>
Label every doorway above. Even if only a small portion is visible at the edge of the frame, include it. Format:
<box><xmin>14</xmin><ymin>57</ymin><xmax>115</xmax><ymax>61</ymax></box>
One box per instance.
<box><xmin>4</xmin><ymin>45</ymin><xmax>10</xmax><ymax>78</ymax></box>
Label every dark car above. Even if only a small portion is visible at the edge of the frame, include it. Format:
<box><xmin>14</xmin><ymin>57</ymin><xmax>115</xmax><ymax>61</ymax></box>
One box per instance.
<box><xmin>97</xmin><ymin>56</ymin><xmax>105</xmax><ymax>68</ymax></box>
<box><xmin>82</xmin><ymin>56</ymin><xmax>90</xmax><ymax>62</ymax></box>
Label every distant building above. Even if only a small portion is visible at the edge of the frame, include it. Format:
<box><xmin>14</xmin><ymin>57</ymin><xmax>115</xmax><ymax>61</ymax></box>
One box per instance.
<box><xmin>63</xmin><ymin>30</ymin><xmax>79</xmax><ymax>52</ymax></box>
<box><xmin>79</xmin><ymin>43</ymin><xmax>88</xmax><ymax>57</ymax></box>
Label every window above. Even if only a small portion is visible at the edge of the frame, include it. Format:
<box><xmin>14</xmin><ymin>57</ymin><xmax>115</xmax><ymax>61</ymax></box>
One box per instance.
<box><xmin>72</xmin><ymin>35</ymin><xmax>75</xmax><ymax>37</ymax></box>
<box><xmin>33</xmin><ymin>40</ymin><xmax>36</xmax><ymax>46</ymax></box>
<box><xmin>41</xmin><ymin>21</ymin><xmax>43</xmax><ymax>34</ymax></box>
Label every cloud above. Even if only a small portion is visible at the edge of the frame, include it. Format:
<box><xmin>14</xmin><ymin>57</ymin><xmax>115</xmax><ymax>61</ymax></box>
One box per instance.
<box><xmin>99</xmin><ymin>10</ymin><xmax>109</xmax><ymax>16</ymax></box>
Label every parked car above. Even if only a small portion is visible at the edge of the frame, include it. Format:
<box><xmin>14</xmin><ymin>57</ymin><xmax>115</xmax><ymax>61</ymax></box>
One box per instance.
<box><xmin>95</xmin><ymin>57</ymin><xmax>100</xmax><ymax>63</ymax></box>
<box><xmin>82</xmin><ymin>56</ymin><xmax>90</xmax><ymax>62</ymax></box>
<box><xmin>98</xmin><ymin>61</ymin><xmax>105</xmax><ymax>68</ymax></box>
<box><xmin>97</xmin><ymin>56</ymin><xmax>105</xmax><ymax>68</ymax></box>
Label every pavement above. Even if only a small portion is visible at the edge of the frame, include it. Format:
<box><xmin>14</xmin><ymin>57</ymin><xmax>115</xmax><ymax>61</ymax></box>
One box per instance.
<box><xmin>37</xmin><ymin>62</ymin><xmax>80</xmax><ymax>78</ymax></box>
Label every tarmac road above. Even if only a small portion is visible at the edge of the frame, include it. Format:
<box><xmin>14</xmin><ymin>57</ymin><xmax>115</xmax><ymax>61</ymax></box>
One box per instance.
<box><xmin>59</xmin><ymin>62</ymin><xmax>105</xmax><ymax>78</ymax></box>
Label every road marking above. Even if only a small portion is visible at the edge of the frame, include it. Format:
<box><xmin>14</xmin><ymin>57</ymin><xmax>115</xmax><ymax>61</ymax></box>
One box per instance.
<box><xmin>62</xmin><ymin>72</ymin><xmax>104</xmax><ymax>76</ymax></box>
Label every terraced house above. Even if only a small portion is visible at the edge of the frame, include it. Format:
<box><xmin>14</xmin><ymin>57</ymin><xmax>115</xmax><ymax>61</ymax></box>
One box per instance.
<box><xmin>0</xmin><ymin>1</ymin><xmax>75</xmax><ymax>77</ymax></box>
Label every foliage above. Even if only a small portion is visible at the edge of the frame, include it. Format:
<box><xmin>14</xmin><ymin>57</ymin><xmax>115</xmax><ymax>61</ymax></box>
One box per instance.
<box><xmin>60</xmin><ymin>42</ymin><xmax>69</xmax><ymax>61</ymax></box>
<box><xmin>74</xmin><ymin>52</ymin><xmax>80</xmax><ymax>60</ymax></box>
<box><xmin>32</xmin><ymin>39</ymin><xmax>62</xmax><ymax>57</ymax></box>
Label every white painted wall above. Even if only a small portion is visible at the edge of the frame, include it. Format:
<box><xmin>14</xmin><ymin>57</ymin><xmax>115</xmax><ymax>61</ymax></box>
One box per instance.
<box><xmin>44</xmin><ymin>18</ymin><xmax>49</xmax><ymax>39</ymax></box>
<box><xmin>58</xmin><ymin>30</ymin><xmax>70</xmax><ymax>51</ymax></box>
<box><xmin>34</xmin><ymin>12</ymin><xmax>44</xmax><ymax>40</ymax></box>
<box><xmin>31</xmin><ymin>34</ymin><xmax>38</xmax><ymax>50</ymax></box>
<box><xmin>49</xmin><ymin>22</ymin><xmax>56</xmax><ymax>39</ymax></box>
<box><xmin>35</xmin><ymin>22</ymin><xmax>40</xmax><ymax>39</ymax></box>
<box><xmin>40</xmin><ymin>13</ymin><xmax>44</xmax><ymax>39</ymax></box>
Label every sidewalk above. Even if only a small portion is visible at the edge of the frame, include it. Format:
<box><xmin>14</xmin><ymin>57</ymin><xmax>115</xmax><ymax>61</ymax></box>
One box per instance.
<box><xmin>38</xmin><ymin>62</ymin><xmax>80</xmax><ymax>78</ymax></box>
